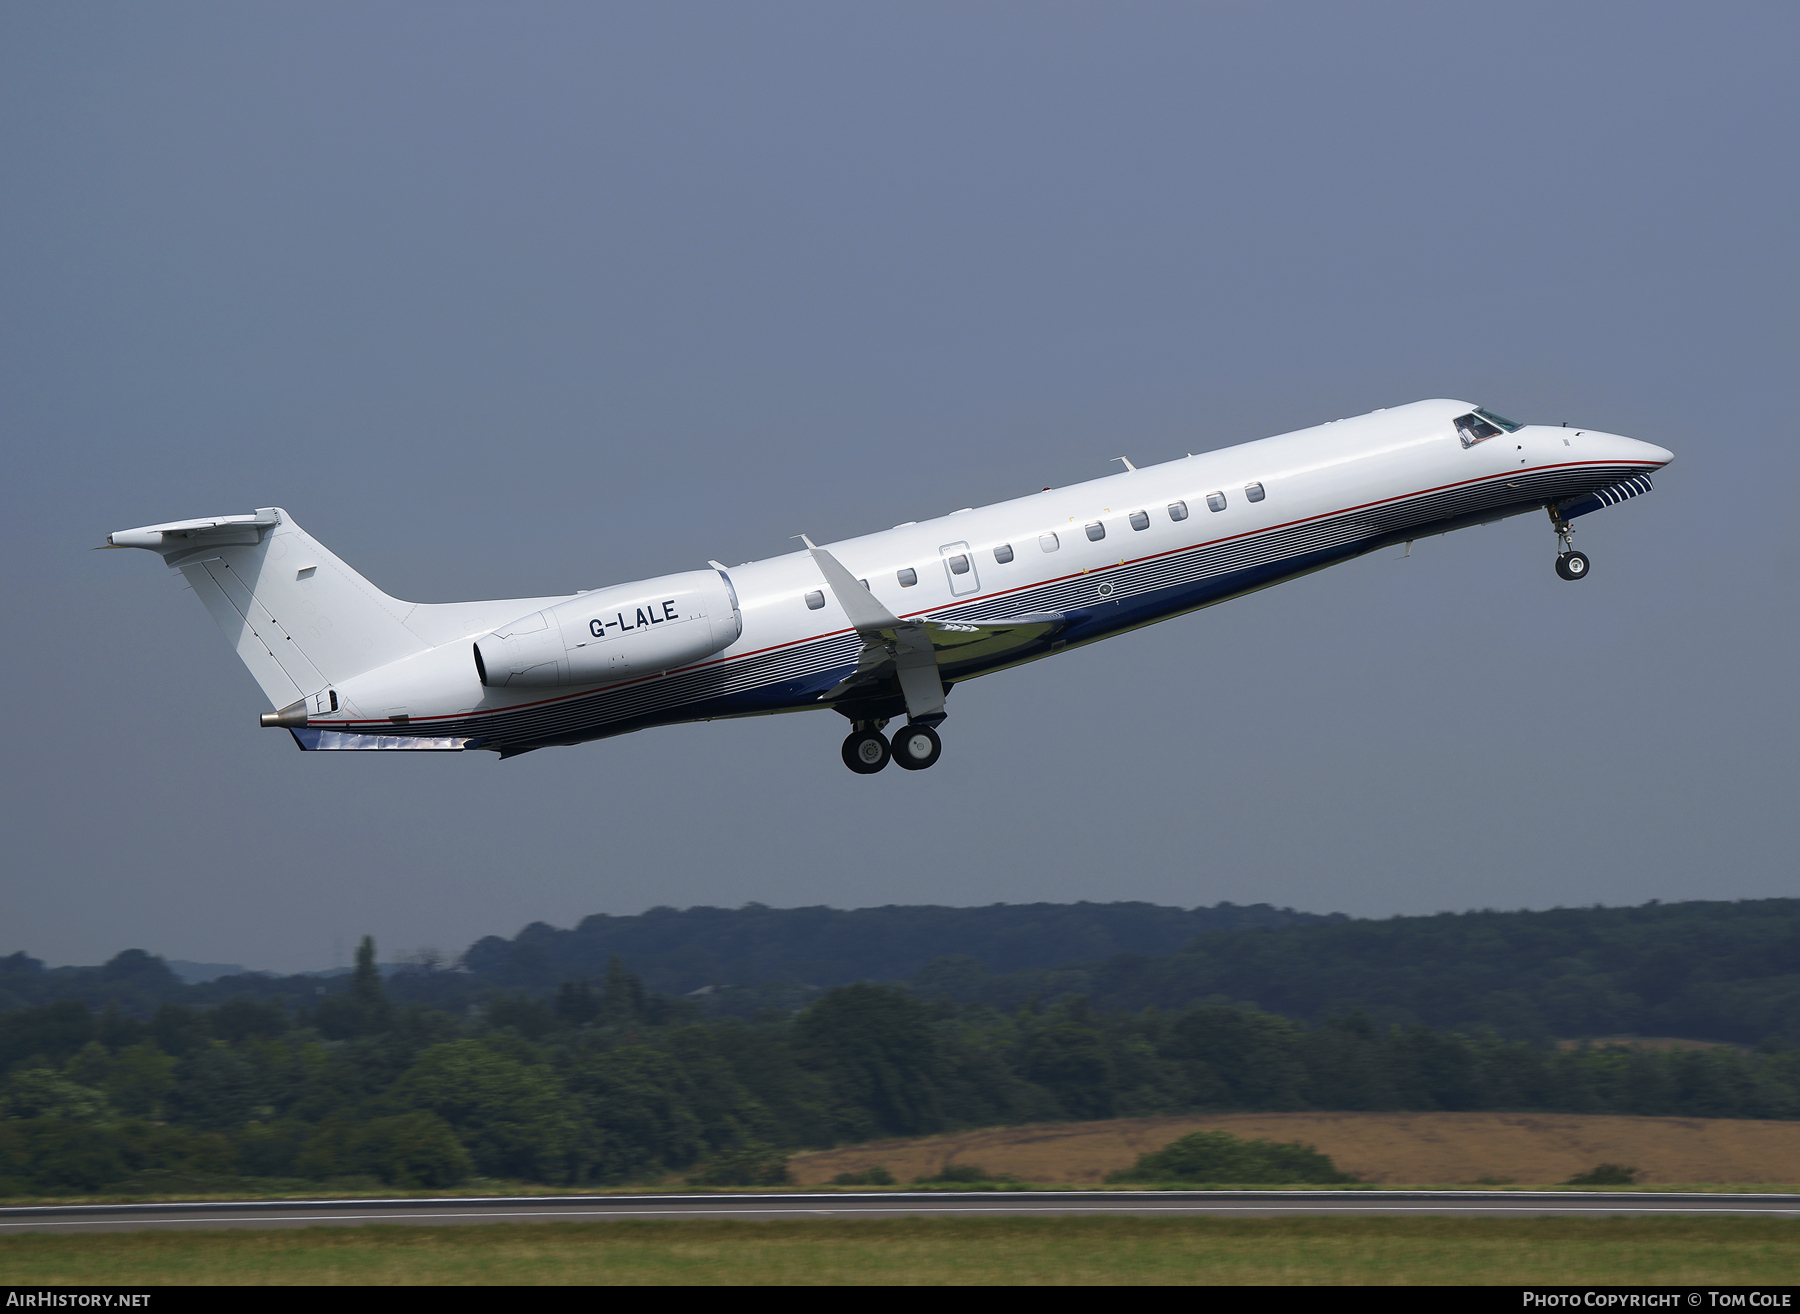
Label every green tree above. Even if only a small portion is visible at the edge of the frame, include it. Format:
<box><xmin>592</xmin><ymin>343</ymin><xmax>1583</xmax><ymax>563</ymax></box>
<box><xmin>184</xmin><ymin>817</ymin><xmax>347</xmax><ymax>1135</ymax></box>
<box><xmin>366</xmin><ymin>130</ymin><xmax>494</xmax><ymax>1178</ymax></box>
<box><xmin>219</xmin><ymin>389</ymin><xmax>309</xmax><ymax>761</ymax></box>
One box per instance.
<box><xmin>95</xmin><ymin>1002</ymin><xmax>146</xmax><ymax>1052</ymax></box>
<box><xmin>674</xmin><ymin>1020</ymin><xmax>827</xmax><ymax>1148</ymax></box>
<box><xmin>149</xmin><ymin>1003</ymin><xmax>206</xmax><ymax>1059</ymax></box>
<box><xmin>602</xmin><ymin>955</ymin><xmax>648</xmax><ymax>1025</ymax></box>
<box><xmin>794</xmin><ymin>984</ymin><xmax>944</xmax><ymax>1139</ymax></box>
<box><xmin>0</xmin><ymin>1119</ymin><xmax>127</xmax><ymax>1190</ymax></box>
<box><xmin>165</xmin><ymin>1045</ymin><xmax>263</xmax><ymax>1131</ymax></box>
<box><xmin>0</xmin><ymin>1000</ymin><xmax>95</xmax><ymax>1070</ymax></box>
<box><xmin>59</xmin><ymin>1040</ymin><xmax>177</xmax><ymax>1121</ymax></box>
<box><xmin>486</xmin><ymin>994</ymin><xmax>555</xmax><ymax>1040</ymax></box>
<box><xmin>555</xmin><ymin>980</ymin><xmax>601</xmax><ymax>1026</ymax></box>
<box><xmin>103</xmin><ymin>1043</ymin><xmax>176</xmax><ymax>1119</ymax></box>
<box><xmin>352</xmin><ymin>1111</ymin><xmax>473</xmax><ymax>1187</ymax></box>
<box><xmin>316</xmin><ymin>936</ymin><xmax>392</xmax><ymax>1039</ymax></box>
<box><xmin>1387</xmin><ymin>1025</ymin><xmax>1482</xmax><ymax>1110</ymax></box>
<box><xmin>685</xmin><ymin>1141</ymin><xmax>790</xmax><ymax>1186</ymax></box>
<box><xmin>210</xmin><ymin>999</ymin><xmax>288</xmax><ymax>1045</ymax></box>
<box><xmin>0</xmin><ymin>1068</ymin><xmax>112</xmax><ymax>1123</ymax></box>
<box><xmin>294</xmin><ymin>1118</ymin><xmax>362</xmax><ymax>1180</ymax></box>
<box><xmin>63</xmin><ymin>1041</ymin><xmax>114</xmax><ymax>1091</ymax></box>
<box><xmin>1108</xmin><ymin>1129</ymin><xmax>1355</xmax><ymax>1184</ymax></box>
<box><xmin>1164</xmin><ymin>1006</ymin><xmax>1306</xmax><ymax>1109</ymax></box>
<box><xmin>353</xmin><ymin>935</ymin><xmax>386</xmax><ymax>1009</ymax></box>
<box><xmin>235</xmin><ymin>1120</ymin><xmax>308</xmax><ymax>1178</ymax></box>
<box><xmin>392</xmin><ymin>1040</ymin><xmax>579</xmax><ymax>1182</ymax></box>
<box><xmin>1018</xmin><ymin>999</ymin><xmax>1116</xmax><ymax>1119</ymax></box>
<box><xmin>563</xmin><ymin>1046</ymin><xmax>705</xmax><ymax>1182</ymax></box>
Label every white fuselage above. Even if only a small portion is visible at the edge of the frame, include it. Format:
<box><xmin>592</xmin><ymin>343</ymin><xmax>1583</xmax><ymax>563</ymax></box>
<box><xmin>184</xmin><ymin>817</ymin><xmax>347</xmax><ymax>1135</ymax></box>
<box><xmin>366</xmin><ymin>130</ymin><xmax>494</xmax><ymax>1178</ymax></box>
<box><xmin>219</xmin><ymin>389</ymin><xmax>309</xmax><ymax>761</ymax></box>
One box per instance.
<box><xmin>109</xmin><ymin>398</ymin><xmax>1672</xmax><ymax>758</ymax></box>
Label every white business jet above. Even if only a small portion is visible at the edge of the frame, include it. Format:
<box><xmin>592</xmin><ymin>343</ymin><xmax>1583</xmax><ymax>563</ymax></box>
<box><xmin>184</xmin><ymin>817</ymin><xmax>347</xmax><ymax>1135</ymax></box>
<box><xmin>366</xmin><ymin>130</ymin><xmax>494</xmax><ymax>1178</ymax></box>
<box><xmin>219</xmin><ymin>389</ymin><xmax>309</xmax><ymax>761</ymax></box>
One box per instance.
<box><xmin>105</xmin><ymin>399</ymin><xmax>1670</xmax><ymax>773</ymax></box>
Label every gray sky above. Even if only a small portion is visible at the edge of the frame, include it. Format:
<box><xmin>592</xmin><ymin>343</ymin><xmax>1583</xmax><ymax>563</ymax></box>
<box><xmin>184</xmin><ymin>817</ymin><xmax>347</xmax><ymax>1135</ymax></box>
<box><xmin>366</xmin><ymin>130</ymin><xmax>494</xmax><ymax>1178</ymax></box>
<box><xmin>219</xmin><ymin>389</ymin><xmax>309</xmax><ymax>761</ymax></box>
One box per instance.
<box><xmin>3</xmin><ymin>2</ymin><xmax>1794</xmax><ymax>974</ymax></box>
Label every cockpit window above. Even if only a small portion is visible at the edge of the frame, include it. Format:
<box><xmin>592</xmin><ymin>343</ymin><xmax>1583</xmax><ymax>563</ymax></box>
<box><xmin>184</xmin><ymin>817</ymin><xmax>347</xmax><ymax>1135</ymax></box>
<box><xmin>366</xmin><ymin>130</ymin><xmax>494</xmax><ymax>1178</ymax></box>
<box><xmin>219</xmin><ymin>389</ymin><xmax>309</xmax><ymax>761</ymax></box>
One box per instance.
<box><xmin>1455</xmin><ymin>407</ymin><xmax>1526</xmax><ymax>448</ymax></box>
<box><xmin>1454</xmin><ymin>413</ymin><xmax>1502</xmax><ymax>448</ymax></box>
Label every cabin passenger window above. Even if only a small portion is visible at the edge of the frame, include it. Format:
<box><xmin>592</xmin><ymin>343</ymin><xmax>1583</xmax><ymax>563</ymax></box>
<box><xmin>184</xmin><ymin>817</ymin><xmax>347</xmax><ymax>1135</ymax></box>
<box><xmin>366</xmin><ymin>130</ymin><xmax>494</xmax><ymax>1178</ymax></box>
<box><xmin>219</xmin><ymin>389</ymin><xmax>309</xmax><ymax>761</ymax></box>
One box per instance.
<box><xmin>804</xmin><ymin>590</ymin><xmax>825</xmax><ymax>610</ymax></box>
<box><xmin>1085</xmin><ymin>522</ymin><xmax>1106</xmax><ymax>541</ymax></box>
<box><xmin>1129</xmin><ymin>510</ymin><xmax>1149</xmax><ymax>531</ymax></box>
<box><xmin>1039</xmin><ymin>532</ymin><xmax>1060</xmax><ymax>553</ymax></box>
<box><xmin>993</xmin><ymin>543</ymin><xmax>1014</xmax><ymax>564</ymax></box>
<box><xmin>1168</xmin><ymin>501</ymin><xmax>1189</xmax><ymax>521</ymax></box>
<box><xmin>1245</xmin><ymin>482</ymin><xmax>1265</xmax><ymax>503</ymax></box>
<box><xmin>897</xmin><ymin>568</ymin><xmax>918</xmax><ymax>587</ymax></box>
<box><xmin>1205</xmin><ymin>491</ymin><xmax>1227</xmax><ymax>512</ymax></box>
<box><xmin>947</xmin><ymin>554</ymin><xmax>970</xmax><ymax>575</ymax></box>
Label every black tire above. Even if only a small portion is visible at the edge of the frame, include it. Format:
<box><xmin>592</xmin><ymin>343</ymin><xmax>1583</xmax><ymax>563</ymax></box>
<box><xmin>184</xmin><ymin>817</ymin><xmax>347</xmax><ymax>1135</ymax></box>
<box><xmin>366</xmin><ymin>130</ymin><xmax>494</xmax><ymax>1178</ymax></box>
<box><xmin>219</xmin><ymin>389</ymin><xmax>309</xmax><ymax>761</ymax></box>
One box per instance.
<box><xmin>1555</xmin><ymin>550</ymin><xmax>1591</xmax><ymax>581</ymax></box>
<box><xmin>841</xmin><ymin>730</ymin><xmax>890</xmax><ymax>774</ymax></box>
<box><xmin>891</xmin><ymin>723</ymin><xmax>942</xmax><ymax>771</ymax></box>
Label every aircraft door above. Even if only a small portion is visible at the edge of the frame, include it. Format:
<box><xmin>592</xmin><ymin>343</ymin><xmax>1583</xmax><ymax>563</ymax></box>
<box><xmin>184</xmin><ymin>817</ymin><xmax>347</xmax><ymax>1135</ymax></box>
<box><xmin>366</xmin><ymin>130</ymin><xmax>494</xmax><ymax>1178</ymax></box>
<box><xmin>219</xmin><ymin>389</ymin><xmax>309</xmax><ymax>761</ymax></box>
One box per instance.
<box><xmin>940</xmin><ymin>541</ymin><xmax>979</xmax><ymax>597</ymax></box>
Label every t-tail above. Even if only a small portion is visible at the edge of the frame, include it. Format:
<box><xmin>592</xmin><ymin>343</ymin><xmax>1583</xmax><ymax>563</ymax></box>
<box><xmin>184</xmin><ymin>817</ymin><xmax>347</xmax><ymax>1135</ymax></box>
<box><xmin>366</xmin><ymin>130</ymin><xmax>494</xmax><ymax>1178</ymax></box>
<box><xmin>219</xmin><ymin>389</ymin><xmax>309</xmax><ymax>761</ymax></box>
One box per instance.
<box><xmin>102</xmin><ymin>508</ymin><xmax>742</xmax><ymax>752</ymax></box>
<box><xmin>104</xmin><ymin>509</ymin><xmax>434</xmax><ymax>722</ymax></box>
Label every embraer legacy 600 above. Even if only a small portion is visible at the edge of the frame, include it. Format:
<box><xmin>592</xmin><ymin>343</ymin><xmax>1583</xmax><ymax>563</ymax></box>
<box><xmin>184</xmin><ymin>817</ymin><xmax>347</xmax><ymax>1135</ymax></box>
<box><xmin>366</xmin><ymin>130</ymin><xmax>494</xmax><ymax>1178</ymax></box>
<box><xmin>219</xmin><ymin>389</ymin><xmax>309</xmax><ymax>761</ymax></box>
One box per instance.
<box><xmin>106</xmin><ymin>400</ymin><xmax>1671</xmax><ymax>773</ymax></box>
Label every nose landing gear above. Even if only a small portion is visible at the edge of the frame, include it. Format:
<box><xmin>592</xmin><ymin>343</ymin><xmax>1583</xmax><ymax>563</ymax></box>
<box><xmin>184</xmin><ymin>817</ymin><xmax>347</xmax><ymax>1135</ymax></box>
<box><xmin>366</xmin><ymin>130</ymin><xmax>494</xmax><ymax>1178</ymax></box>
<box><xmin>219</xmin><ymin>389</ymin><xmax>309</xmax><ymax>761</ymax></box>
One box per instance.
<box><xmin>1555</xmin><ymin>550</ymin><xmax>1591</xmax><ymax>581</ymax></box>
<box><xmin>1548</xmin><ymin>506</ymin><xmax>1591</xmax><ymax>582</ymax></box>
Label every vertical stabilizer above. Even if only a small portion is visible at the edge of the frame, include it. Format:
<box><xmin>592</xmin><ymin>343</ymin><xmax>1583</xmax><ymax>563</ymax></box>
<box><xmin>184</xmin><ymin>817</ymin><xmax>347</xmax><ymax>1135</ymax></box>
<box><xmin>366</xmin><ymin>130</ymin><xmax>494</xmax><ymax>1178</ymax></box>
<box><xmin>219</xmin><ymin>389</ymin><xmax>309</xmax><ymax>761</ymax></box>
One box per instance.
<box><xmin>106</xmin><ymin>508</ymin><xmax>430</xmax><ymax>706</ymax></box>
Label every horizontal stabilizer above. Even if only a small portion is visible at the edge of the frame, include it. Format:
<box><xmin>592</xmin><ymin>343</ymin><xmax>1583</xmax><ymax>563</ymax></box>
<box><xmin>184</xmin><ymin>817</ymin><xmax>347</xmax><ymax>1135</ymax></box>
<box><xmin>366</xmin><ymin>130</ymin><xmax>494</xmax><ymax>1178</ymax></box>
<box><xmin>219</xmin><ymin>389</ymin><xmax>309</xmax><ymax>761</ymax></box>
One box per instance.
<box><xmin>103</xmin><ymin>513</ymin><xmax>283</xmax><ymax>560</ymax></box>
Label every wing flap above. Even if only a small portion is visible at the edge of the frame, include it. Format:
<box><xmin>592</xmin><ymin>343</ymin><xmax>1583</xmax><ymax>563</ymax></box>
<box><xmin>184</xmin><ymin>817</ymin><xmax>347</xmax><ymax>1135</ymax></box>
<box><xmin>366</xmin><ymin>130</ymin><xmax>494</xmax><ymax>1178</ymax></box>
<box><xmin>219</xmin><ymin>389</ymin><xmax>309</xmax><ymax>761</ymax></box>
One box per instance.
<box><xmin>806</xmin><ymin>543</ymin><xmax>1070</xmax><ymax>717</ymax></box>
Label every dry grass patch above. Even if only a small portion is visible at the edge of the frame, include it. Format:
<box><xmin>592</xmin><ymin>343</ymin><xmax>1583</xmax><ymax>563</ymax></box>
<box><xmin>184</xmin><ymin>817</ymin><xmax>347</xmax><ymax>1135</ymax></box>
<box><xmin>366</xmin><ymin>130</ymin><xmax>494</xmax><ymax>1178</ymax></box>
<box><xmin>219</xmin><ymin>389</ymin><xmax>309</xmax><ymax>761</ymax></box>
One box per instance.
<box><xmin>789</xmin><ymin>1111</ymin><xmax>1800</xmax><ymax>1187</ymax></box>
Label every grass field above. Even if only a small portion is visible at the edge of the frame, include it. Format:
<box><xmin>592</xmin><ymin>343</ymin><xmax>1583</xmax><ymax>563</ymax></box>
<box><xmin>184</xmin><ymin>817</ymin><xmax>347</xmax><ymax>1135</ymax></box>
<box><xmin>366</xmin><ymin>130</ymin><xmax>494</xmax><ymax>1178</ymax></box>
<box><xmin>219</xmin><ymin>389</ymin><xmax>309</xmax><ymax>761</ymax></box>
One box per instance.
<box><xmin>2</xmin><ymin>1217</ymin><xmax>1797</xmax><ymax>1285</ymax></box>
<box><xmin>789</xmin><ymin>1111</ymin><xmax>1800</xmax><ymax>1186</ymax></box>
<box><xmin>6</xmin><ymin>1112</ymin><xmax>1799</xmax><ymax>1207</ymax></box>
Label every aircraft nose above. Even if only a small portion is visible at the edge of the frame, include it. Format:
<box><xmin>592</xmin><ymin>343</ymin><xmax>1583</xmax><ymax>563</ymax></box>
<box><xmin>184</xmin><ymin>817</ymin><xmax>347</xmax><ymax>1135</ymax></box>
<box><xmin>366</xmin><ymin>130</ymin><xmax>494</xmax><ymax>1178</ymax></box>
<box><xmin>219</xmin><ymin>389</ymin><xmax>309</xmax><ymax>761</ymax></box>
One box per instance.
<box><xmin>1634</xmin><ymin>438</ymin><xmax>1675</xmax><ymax>467</ymax></box>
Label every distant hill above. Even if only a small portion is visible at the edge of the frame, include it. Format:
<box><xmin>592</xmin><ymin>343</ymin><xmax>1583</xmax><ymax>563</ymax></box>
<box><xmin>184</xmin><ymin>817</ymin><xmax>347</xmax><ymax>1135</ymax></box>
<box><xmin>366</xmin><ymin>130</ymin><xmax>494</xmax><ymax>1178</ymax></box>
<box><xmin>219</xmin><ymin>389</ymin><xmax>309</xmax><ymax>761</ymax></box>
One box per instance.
<box><xmin>458</xmin><ymin>900</ymin><xmax>1340</xmax><ymax>993</ymax></box>
<box><xmin>905</xmin><ymin>899</ymin><xmax>1800</xmax><ymax>1045</ymax></box>
<box><xmin>164</xmin><ymin>960</ymin><xmax>254</xmax><ymax>985</ymax></box>
<box><xmin>0</xmin><ymin>901</ymin><xmax>1334</xmax><ymax>1015</ymax></box>
<box><xmin>4</xmin><ymin>898</ymin><xmax>1796</xmax><ymax>1046</ymax></box>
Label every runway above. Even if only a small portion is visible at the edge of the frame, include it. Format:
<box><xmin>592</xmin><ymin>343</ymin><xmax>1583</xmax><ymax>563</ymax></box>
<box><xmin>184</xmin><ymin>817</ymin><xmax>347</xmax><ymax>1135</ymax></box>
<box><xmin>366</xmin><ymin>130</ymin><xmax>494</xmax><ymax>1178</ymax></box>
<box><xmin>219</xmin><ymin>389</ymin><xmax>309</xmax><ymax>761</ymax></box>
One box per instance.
<box><xmin>5</xmin><ymin>1190</ymin><xmax>1799</xmax><ymax>1233</ymax></box>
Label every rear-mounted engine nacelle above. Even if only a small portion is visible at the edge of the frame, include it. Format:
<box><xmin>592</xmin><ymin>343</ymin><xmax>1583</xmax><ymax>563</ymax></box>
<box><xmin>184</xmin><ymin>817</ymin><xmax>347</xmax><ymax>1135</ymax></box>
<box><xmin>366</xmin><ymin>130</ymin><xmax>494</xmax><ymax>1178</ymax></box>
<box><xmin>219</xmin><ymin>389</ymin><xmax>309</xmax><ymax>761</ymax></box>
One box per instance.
<box><xmin>474</xmin><ymin>569</ymin><xmax>741</xmax><ymax>689</ymax></box>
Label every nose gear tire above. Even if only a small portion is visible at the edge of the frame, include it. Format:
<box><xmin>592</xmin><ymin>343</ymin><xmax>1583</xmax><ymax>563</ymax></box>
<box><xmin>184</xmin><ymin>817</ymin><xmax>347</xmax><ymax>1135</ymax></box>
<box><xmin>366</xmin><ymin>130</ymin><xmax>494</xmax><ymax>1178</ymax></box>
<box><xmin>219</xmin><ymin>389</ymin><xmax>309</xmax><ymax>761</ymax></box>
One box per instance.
<box><xmin>892</xmin><ymin>723</ymin><xmax>942</xmax><ymax>771</ymax></box>
<box><xmin>1555</xmin><ymin>550</ymin><xmax>1591</xmax><ymax>581</ymax></box>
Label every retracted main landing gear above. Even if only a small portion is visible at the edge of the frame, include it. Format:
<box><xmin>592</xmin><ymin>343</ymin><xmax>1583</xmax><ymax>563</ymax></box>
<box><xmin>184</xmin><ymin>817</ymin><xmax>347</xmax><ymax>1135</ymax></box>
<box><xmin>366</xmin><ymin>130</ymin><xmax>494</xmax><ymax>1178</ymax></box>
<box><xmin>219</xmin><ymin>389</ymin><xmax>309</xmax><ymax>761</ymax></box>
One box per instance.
<box><xmin>838</xmin><ymin>718</ymin><xmax>944</xmax><ymax>774</ymax></box>
<box><xmin>1548</xmin><ymin>506</ymin><xmax>1591</xmax><ymax>582</ymax></box>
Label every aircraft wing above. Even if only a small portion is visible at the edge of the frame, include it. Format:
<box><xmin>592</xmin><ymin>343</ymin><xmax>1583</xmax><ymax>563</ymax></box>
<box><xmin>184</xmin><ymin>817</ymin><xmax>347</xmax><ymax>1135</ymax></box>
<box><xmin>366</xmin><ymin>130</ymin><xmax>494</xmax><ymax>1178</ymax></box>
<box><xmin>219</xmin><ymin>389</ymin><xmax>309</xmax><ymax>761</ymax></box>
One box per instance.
<box><xmin>805</xmin><ymin>543</ymin><xmax>1066</xmax><ymax>716</ymax></box>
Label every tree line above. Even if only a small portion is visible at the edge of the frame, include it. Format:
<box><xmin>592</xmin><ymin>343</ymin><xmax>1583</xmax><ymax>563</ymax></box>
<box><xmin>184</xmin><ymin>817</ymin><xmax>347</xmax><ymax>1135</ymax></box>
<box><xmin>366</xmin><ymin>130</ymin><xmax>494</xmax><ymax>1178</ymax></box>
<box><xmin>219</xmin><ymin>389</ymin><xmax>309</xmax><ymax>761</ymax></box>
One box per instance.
<box><xmin>5</xmin><ymin>899</ymin><xmax>1795</xmax><ymax>1046</ymax></box>
<box><xmin>2</xmin><ymin>938</ymin><xmax>1798</xmax><ymax>1196</ymax></box>
<box><xmin>0</xmin><ymin>899</ymin><xmax>1335</xmax><ymax>1015</ymax></box>
<box><xmin>910</xmin><ymin>898</ymin><xmax>1800</xmax><ymax>1045</ymax></box>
